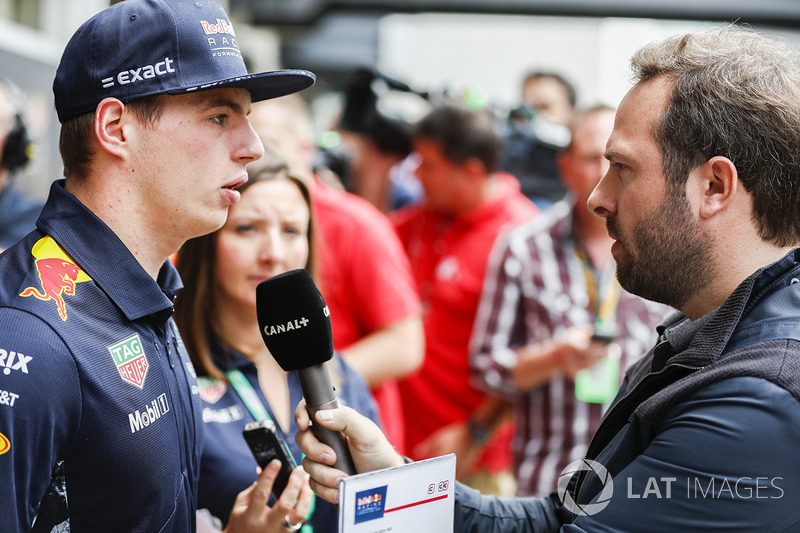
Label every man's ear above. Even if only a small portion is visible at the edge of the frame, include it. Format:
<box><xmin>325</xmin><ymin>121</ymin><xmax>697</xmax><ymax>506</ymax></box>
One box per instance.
<box><xmin>694</xmin><ymin>156</ymin><xmax>738</xmax><ymax>220</ymax></box>
<box><xmin>93</xmin><ymin>97</ymin><xmax>129</xmax><ymax>159</ymax></box>
<box><xmin>461</xmin><ymin>157</ymin><xmax>487</xmax><ymax>183</ymax></box>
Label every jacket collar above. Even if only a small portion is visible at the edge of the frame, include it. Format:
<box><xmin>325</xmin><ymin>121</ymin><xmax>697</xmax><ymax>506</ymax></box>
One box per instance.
<box><xmin>624</xmin><ymin>248</ymin><xmax>800</xmax><ymax>387</ymax></box>
<box><xmin>671</xmin><ymin>248</ymin><xmax>800</xmax><ymax>369</ymax></box>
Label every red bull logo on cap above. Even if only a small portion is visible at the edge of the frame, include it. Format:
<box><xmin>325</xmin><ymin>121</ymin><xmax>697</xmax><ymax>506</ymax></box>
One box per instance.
<box><xmin>200</xmin><ymin>17</ymin><xmax>240</xmax><ymax>58</ymax></box>
<box><xmin>19</xmin><ymin>237</ymin><xmax>91</xmax><ymax>321</ymax></box>
<box><xmin>200</xmin><ymin>18</ymin><xmax>236</xmax><ymax>36</ymax></box>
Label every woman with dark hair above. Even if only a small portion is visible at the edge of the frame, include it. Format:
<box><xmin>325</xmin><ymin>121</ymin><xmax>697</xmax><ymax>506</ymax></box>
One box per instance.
<box><xmin>175</xmin><ymin>155</ymin><xmax>379</xmax><ymax>532</ymax></box>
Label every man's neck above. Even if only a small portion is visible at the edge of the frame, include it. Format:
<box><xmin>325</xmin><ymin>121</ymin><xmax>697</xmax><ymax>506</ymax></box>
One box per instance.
<box><xmin>681</xmin><ymin>244</ymin><xmax>797</xmax><ymax>320</ymax></box>
<box><xmin>65</xmin><ymin>176</ymin><xmax>177</xmax><ymax>280</ymax></box>
<box><xmin>453</xmin><ymin>173</ymin><xmax>501</xmax><ymax>216</ymax></box>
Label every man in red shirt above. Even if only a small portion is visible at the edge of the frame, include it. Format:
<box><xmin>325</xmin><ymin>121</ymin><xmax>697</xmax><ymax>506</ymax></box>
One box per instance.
<box><xmin>392</xmin><ymin>103</ymin><xmax>538</xmax><ymax>493</ymax></box>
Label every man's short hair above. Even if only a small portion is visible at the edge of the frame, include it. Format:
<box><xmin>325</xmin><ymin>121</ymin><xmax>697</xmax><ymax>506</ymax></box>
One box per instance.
<box><xmin>59</xmin><ymin>96</ymin><xmax>166</xmax><ymax>181</ymax></box>
<box><xmin>633</xmin><ymin>25</ymin><xmax>800</xmax><ymax>246</ymax></box>
<box><xmin>414</xmin><ymin>103</ymin><xmax>500</xmax><ymax>173</ymax></box>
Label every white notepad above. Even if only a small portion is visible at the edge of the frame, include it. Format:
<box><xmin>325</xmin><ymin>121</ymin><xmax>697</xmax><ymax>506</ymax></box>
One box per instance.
<box><xmin>338</xmin><ymin>454</ymin><xmax>456</xmax><ymax>533</ymax></box>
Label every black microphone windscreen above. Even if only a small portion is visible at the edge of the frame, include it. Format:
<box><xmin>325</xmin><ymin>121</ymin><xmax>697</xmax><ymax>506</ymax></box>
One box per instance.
<box><xmin>256</xmin><ymin>269</ymin><xmax>334</xmax><ymax>371</ymax></box>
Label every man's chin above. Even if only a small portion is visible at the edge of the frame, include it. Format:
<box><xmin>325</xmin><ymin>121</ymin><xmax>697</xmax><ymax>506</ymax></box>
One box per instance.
<box><xmin>614</xmin><ymin>260</ymin><xmax>638</xmax><ymax>297</ymax></box>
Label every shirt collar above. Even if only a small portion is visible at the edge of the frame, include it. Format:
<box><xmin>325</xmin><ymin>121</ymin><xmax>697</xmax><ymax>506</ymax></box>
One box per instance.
<box><xmin>37</xmin><ymin>180</ymin><xmax>181</xmax><ymax>321</ymax></box>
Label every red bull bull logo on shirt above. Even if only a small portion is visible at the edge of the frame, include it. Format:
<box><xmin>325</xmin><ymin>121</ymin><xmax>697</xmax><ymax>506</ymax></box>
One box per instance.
<box><xmin>19</xmin><ymin>236</ymin><xmax>91</xmax><ymax>321</ymax></box>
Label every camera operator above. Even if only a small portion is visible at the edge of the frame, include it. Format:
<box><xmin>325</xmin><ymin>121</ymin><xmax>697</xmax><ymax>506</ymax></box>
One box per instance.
<box><xmin>499</xmin><ymin>71</ymin><xmax>576</xmax><ymax>210</ymax></box>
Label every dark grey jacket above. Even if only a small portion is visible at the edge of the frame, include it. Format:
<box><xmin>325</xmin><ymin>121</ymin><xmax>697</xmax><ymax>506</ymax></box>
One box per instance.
<box><xmin>455</xmin><ymin>248</ymin><xmax>800</xmax><ymax>532</ymax></box>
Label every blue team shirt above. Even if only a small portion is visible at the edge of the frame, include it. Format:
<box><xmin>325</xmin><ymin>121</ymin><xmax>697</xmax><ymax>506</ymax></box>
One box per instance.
<box><xmin>0</xmin><ymin>180</ymin><xmax>204</xmax><ymax>532</ymax></box>
<box><xmin>196</xmin><ymin>337</ymin><xmax>380</xmax><ymax>533</ymax></box>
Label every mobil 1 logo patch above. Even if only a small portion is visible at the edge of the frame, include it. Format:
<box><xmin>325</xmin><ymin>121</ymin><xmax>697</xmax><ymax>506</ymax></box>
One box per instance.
<box><xmin>108</xmin><ymin>334</ymin><xmax>149</xmax><ymax>388</ymax></box>
<box><xmin>129</xmin><ymin>393</ymin><xmax>170</xmax><ymax>434</ymax></box>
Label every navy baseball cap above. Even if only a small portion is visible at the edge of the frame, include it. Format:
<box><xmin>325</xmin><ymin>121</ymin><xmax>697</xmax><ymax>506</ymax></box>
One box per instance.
<box><xmin>53</xmin><ymin>0</ymin><xmax>315</xmax><ymax>123</ymax></box>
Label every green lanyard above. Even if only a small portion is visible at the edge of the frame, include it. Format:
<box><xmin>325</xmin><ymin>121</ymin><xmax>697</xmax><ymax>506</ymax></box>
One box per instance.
<box><xmin>226</xmin><ymin>369</ymin><xmax>316</xmax><ymax>532</ymax></box>
<box><xmin>227</xmin><ymin>368</ymin><xmax>271</xmax><ymax>422</ymax></box>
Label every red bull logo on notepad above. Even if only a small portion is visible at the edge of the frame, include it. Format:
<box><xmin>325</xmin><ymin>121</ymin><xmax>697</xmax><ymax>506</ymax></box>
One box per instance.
<box><xmin>354</xmin><ymin>486</ymin><xmax>388</xmax><ymax>524</ymax></box>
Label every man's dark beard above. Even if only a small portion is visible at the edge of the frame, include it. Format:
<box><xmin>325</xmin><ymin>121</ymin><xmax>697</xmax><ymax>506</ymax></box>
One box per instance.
<box><xmin>608</xmin><ymin>190</ymin><xmax>714</xmax><ymax>310</ymax></box>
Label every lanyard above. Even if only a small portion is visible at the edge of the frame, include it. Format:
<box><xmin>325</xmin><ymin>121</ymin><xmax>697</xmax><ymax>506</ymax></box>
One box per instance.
<box><xmin>576</xmin><ymin>245</ymin><xmax>621</xmax><ymax>331</ymax></box>
<box><xmin>574</xmin><ymin>244</ymin><xmax>623</xmax><ymax>404</ymax></box>
<box><xmin>227</xmin><ymin>368</ymin><xmax>272</xmax><ymax>422</ymax></box>
<box><xmin>226</xmin><ymin>368</ymin><xmax>316</xmax><ymax>532</ymax></box>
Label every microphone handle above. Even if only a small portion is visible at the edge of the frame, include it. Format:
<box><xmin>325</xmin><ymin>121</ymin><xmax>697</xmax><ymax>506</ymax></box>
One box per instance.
<box><xmin>306</xmin><ymin>399</ymin><xmax>357</xmax><ymax>475</ymax></box>
<box><xmin>297</xmin><ymin>366</ymin><xmax>357</xmax><ymax>475</ymax></box>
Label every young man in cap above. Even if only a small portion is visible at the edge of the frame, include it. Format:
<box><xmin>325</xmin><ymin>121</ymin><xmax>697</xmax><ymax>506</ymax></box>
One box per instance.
<box><xmin>295</xmin><ymin>25</ymin><xmax>800</xmax><ymax>531</ymax></box>
<box><xmin>0</xmin><ymin>0</ymin><xmax>315</xmax><ymax>531</ymax></box>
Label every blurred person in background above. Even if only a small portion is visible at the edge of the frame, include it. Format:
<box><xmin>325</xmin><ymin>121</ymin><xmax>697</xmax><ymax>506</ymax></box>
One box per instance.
<box><xmin>501</xmin><ymin>71</ymin><xmax>577</xmax><ymax>209</ymax></box>
<box><xmin>175</xmin><ymin>156</ymin><xmax>380</xmax><ymax>533</ymax></box>
<box><xmin>0</xmin><ymin>77</ymin><xmax>43</xmax><ymax>251</ymax></box>
<box><xmin>392</xmin><ymin>102</ymin><xmax>538</xmax><ymax>495</ymax></box>
<box><xmin>520</xmin><ymin>71</ymin><xmax>577</xmax><ymax>128</ymax></box>
<box><xmin>470</xmin><ymin>105</ymin><xmax>670</xmax><ymax>497</ymax></box>
<box><xmin>249</xmin><ymin>94</ymin><xmax>424</xmax><ymax>455</ymax></box>
<box><xmin>336</xmin><ymin>68</ymin><xmax>426</xmax><ymax>212</ymax></box>
<box><xmin>337</xmin><ymin>117</ymin><xmax>415</xmax><ymax>213</ymax></box>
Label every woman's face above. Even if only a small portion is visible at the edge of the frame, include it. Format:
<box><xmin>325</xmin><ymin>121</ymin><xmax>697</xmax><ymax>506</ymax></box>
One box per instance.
<box><xmin>213</xmin><ymin>178</ymin><xmax>310</xmax><ymax>312</ymax></box>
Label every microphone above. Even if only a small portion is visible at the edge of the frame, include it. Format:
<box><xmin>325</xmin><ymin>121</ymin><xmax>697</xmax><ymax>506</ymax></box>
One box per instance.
<box><xmin>256</xmin><ymin>269</ymin><xmax>356</xmax><ymax>475</ymax></box>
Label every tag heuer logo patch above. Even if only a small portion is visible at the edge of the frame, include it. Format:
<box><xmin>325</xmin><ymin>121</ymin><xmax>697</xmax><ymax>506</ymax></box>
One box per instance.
<box><xmin>197</xmin><ymin>376</ymin><xmax>227</xmax><ymax>404</ymax></box>
<box><xmin>108</xmin><ymin>335</ymin><xmax>149</xmax><ymax>388</ymax></box>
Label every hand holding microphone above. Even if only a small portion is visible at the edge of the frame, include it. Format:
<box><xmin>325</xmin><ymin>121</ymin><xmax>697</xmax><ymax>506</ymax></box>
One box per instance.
<box><xmin>256</xmin><ymin>269</ymin><xmax>356</xmax><ymax>475</ymax></box>
<box><xmin>294</xmin><ymin>401</ymin><xmax>405</xmax><ymax>504</ymax></box>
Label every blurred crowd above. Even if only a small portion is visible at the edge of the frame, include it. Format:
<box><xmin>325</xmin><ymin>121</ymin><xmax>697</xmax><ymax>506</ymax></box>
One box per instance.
<box><xmin>5</xmin><ymin>4</ymin><xmax>800</xmax><ymax>530</ymax></box>
<box><xmin>0</xmin><ymin>62</ymin><xmax>672</xmax><ymax>512</ymax></box>
<box><xmin>0</xmin><ymin>26</ymin><xmax>677</xmax><ymax>528</ymax></box>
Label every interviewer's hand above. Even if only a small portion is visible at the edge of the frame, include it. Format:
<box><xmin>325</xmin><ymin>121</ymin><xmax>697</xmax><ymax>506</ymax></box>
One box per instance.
<box><xmin>294</xmin><ymin>400</ymin><xmax>405</xmax><ymax>503</ymax></box>
<box><xmin>225</xmin><ymin>460</ymin><xmax>313</xmax><ymax>533</ymax></box>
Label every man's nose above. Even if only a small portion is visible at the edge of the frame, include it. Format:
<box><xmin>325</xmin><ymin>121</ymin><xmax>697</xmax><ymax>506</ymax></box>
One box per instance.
<box><xmin>587</xmin><ymin>171</ymin><xmax>615</xmax><ymax>219</ymax></box>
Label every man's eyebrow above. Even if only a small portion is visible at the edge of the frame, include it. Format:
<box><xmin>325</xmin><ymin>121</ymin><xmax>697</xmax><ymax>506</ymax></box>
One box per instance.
<box><xmin>201</xmin><ymin>97</ymin><xmax>247</xmax><ymax>115</ymax></box>
<box><xmin>604</xmin><ymin>148</ymin><xmax>624</xmax><ymax>162</ymax></box>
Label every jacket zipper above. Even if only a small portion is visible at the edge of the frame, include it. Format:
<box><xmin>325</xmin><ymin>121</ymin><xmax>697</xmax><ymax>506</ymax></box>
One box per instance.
<box><xmin>570</xmin><ymin>360</ymin><xmax>703</xmax><ymax>513</ymax></box>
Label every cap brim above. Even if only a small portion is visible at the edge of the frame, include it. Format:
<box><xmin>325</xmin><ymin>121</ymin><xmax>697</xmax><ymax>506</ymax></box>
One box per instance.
<box><xmin>181</xmin><ymin>69</ymin><xmax>316</xmax><ymax>102</ymax></box>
